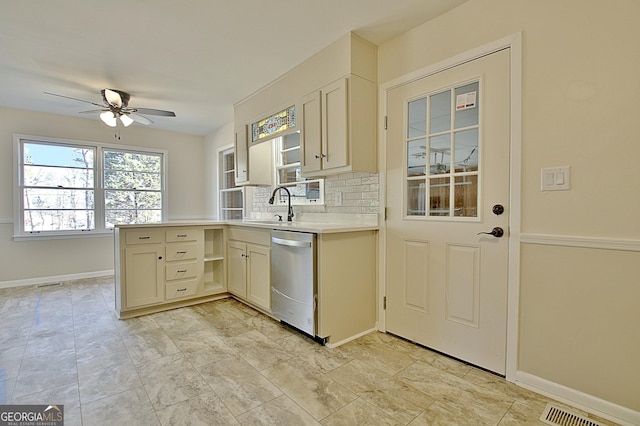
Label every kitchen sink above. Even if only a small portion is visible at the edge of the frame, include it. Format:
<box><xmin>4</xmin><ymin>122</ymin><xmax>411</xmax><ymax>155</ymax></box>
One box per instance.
<box><xmin>245</xmin><ymin>220</ymin><xmax>294</xmax><ymax>225</ymax></box>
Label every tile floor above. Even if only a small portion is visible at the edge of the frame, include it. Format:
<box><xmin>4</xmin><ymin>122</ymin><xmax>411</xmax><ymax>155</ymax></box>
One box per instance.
<box><xmin>0</xmin><ymin>276</ymin><xmax>618</xmax><ymax>425</ymax></box>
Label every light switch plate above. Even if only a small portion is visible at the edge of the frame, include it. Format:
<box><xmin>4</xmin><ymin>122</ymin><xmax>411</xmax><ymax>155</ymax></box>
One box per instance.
<box><xmin>541</xmin><ymin>166</ymin><xmax>570</xmax><ymax>191</ymax></box>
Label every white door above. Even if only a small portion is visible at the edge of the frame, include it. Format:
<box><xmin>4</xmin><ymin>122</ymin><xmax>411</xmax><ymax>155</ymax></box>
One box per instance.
<box><xmin>385</xmin><ymin>49</ymin><xmax>510</xmax><ymax>374</ymax></box>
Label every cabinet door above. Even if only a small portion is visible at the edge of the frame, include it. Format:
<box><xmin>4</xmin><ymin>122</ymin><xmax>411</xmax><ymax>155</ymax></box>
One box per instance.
<box><xmin>246</xmin><ymin>244</ymin><xmax>271</xmax><ymax>311</ymax></box>
<box><xmin>300</xmin><ymin>90</ymin><xmax>322</xmax><ymax>174</ymax></box>
<box><xmin>124</xmin><ymin>244</ymin><xmax>164</xmax><ymax>308</ymax></box>
<box><xmin>234</xmin><ymin>124</ymin><xmax>248</xmax><ymax>184</ymax></box>
<box><xmin>322</xmin><ymin>78</ymin><xmax>349</xmax><ymax>171</ymax></box>
<box><xmin>227</xmin><ymin>240</ymin><xmax>247</xmax><ymax>298</ymax></box>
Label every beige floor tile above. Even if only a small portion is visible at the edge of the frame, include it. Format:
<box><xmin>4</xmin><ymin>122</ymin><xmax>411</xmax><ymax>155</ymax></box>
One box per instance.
<box><xmin>237</xmin><ymin>394</ymin><xmax>321</xmax><ymax>425</ymax></box>
<box><xmin>1</xmin><ymin>276</ymin><xmax>623</xmax><ymax>426</ymax></box>
<box><xmin>328</xmin><ymin>359</ymin><xmax>434</xmax><ymax>423</ymax></box>
<box><xmin>261</xmin><ymin>357</ymin><xmax>357</xmax><ymax>420</ymax></box>
<box><xmin>321</xmin><ymin>398</ymin><xmax>403</xmax><ymax>426</ymax></box>
<box><xmin>197</xmin><ymin>357</ymin><xmax>282</xmax><ymax>416</ymax></box>
<box><xmin>155</xmin><ymin>391</ymin><xmax>238</xmax><ymax>425</ymax></box>
<box><xmin>13</xmin><ymin>352</ymin><xmax>77</xmax><ymax>398</ymax></box>
<box><xmin>77</xmin><ymin>356</ymin><xmax>142</xmax><ymax>404</ymax></box>
<box><xmin>80</xmin><ymin>387</ymin><xmax>159</xmax><ymax>426</ymax></box>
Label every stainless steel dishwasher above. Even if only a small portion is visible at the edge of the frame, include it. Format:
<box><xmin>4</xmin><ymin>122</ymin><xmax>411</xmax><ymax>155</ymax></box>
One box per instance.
<box><xmin>270</xmin><ymin>229</ymin><xmax>318</xmax><ymax>340</ymax></box>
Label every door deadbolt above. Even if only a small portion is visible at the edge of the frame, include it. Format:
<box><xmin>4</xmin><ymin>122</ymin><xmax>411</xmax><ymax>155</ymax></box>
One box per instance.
<box><xmin>492</xmin><ymin>204</ymin><xmax>505</xmax><ymax>215</ymax></box>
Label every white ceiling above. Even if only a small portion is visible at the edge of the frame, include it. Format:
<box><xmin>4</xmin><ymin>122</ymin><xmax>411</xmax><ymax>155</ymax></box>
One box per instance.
<box><xmin>0</xmin><ymin>0</ymin><xmax>468</xmax><ymax>136</ymax></box>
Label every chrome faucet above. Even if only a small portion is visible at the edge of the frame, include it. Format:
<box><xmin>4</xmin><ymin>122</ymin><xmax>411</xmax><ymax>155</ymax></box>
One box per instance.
<box><xmin>268</xmin><ymin>186</ymin><xmax>294</xmax><ymax>222</ymax></box>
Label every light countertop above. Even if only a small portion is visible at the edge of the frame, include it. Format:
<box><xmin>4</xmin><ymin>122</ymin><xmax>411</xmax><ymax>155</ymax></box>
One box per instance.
<box><xmin>114</xmin><ymin>218</ymin><xmax>378</xmax><ymax>234</ymax></box>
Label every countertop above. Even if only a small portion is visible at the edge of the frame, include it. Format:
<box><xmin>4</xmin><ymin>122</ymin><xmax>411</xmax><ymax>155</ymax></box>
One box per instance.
<box><xmin>114</xmin><ymin>219</ymin><xmax>379</xmax><ymax>234</ymax></box>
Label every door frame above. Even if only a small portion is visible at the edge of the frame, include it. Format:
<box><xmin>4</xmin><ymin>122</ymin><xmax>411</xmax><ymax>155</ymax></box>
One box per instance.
<box><xmin>378</xmin><ymin>33</ymin><xmax>522</xmax><ymax>381</ymax></box>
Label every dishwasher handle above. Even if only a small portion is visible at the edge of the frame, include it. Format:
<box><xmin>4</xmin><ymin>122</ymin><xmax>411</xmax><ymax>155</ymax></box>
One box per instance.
<box><xmin>272</xmin><ymin>236</ymin><xmax>312</xmax><ymax>248</ymax></box>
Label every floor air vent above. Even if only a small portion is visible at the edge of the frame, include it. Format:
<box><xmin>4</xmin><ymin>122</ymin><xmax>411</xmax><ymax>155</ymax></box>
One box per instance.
<box><xmin>540</xmin><ymin>403</ymin><xmax>604</xmax><ymax>426</ymax></box>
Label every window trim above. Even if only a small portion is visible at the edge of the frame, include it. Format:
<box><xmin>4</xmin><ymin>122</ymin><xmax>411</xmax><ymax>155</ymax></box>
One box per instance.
<box><xmin>272</xmin><ymin>132</ymin><xmax>324</xmax><ymax>206</ymax></box>
<box><xmin>217</xmin><ymin>144</ymin><xmax>245</xmax><ymax>220</ymax></box>
<box><xmin>13</xmin><ymin>134</ymin><xmax>168</xmax><ymax>240</ymax></box>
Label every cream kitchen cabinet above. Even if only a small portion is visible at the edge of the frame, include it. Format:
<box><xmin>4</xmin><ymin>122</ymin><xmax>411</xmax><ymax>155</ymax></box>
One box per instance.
<box><xmin>115</xmin><ymin>225</ymin><xmax>225</xmax><ymax>319</ymax></box>
<box><xmin>300</xmin><ymin>74</ymin><xmax>377</xmax><ymax>177</ymax></box>
<box><xmin>316</xmin><ymin>230</ymin><xmax>377</xmax><ymax>345</ymax></box>
<box><xmin>123</xmin><ymin>238</ymin><xmax>164</xmax><ymax>309</ymax></box>
<box><xmin>226</xmin><ymin>226</ymin><xmax>271</xmax><ymax>312</ymax></box>
<box><xmin>234</xmin><ymin>124</ymin><xmax>249</xmax><ymax>184</ymax></box>
<box><xmin>234</xmin><ymin>123</ymin><xmax>273</xmax><ymax>186</ymax></box>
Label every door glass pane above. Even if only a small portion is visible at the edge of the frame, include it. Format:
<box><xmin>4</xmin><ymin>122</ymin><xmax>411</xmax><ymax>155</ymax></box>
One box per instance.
<box><xmin>407</xmin><ymin>179</ymin><xmax>426</xmax><ymax>216</ymax></box>
<box><xmin>407</xmin><ymin>139</ymin><xmax>426</xmax><ymax>177</ymax></box>
<box><xmin>429</xmin><ymin>177</ymin><xmax>450</xmax><ymax>216</ymax></box>
<box><xmin>455</xmin><ymin>82</ymin><xmax>479</xmax><ymax>129</ymax></box>
<box><xmin>429</xmin><ymin>90</ymin><xmax>451</xmax><ymax>133</ymax></box>
<box><xmin>454</xmin><ymin>175</ymin><xmax>478</xmax><ymax>217</ymax></box>
<box><xmin>454</xmin><ymin>128</ymin><xmax>479</xmax><ymax>172</ymax></box>
<box><xmin>429</xmin><ymin>134</ymin><xmax>450</xmax><ymax>174</ymax></box>
<box><xmin>404</xmin><ymin>79</ymin><xmax>480</xmax><ymax>220</ymax></box>
<box><xmin>408</xmin><ymin>98</ymin><xmax>427</xmax><ymax>138</ymax></box>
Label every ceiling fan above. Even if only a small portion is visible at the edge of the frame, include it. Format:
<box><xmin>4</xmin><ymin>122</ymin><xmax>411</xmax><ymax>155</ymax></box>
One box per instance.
<box><xmin>44</xmin><ymin>88</ymin><xmax>176</xmax><ymax>128</ymax></box>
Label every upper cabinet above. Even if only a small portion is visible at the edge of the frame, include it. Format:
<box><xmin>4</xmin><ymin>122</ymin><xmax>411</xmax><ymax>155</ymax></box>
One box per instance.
<box><xmin>234</xmin><ymin>124</ymin><xmax>248</xmax><ymax>185</ymax></box>
<box><xmin>234</xmin><ymin>123</ymin><xmax>272</xmax><ymax>186</ymax></box>
<box><xmin>300</xmin><ymin>74</ymin><xmax>376</xmax><ymax>177</ymax></box>
<box><xmin>234</xmin><ymin>32</ymin><xmax>377</xmax><ymax>179</ymax></box>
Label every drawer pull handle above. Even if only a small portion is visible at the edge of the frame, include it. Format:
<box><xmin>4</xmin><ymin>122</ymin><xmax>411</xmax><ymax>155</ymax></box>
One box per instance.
<box><xmin>138</xmin><ymin>236</ymin><xmax>151</xmax><ymax>240</ymax></box>
<box><xmin>176</xmin><ymin>251</ymin><xmax>187</xmax><ymax>254</ymax></box>
<box><xmin>177</xmin><ymin>288</ymin><xmax>187</xmax><ymax>292</ymax></box>
<box><xmin>177</xmin><ymin>234</ymin><xmax>188</xmax><ymax>238</ymax></box>
<box><xmin>177</xmin><ymin>269</ymin><xmax>187</xmax><ymax>273</ymax></box>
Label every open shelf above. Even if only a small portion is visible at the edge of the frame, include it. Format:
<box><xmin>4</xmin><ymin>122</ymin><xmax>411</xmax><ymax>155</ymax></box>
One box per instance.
<box><xmin>203</xmin><ymin>227</ymin><xmax>225</xmax><ymax>293</ymax></box>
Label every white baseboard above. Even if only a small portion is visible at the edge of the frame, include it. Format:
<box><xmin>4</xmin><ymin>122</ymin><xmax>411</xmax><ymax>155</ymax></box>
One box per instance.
<box><xmin>0</xmin><ymin>270</ymin><xmax>114</xmax><ymax>290</ymax></box>
<box><xmin>515</xmin><ymin>371</ymin><xmax>640</xmax><ymax>426</ymax></box>
<box><xmin>325</xmin><ymin>328</ymin><xmax>377</xmax><ymax>348</ymax></box>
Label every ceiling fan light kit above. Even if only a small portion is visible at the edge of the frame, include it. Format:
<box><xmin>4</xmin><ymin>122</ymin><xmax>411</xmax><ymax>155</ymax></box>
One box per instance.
<box><xmin>45</xmin><ymin>88</ymin><xmax>176</xmax><ymax>130</ymax></box>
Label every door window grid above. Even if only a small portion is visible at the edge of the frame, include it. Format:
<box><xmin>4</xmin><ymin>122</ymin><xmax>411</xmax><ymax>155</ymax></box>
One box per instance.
<box><xmin>406</xmin><ymin>81</ymin><xmax>480</xmax><ymax>218</ymax></box>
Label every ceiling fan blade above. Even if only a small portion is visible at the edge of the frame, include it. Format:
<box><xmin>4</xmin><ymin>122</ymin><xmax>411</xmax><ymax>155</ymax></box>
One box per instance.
<box><xmin>78</xmin><ymin>109</ymin><xmax>108</xmax><ymax>114</ymax></box>
<box><xmin>44</xmin><ymin>92</ymin><xmax>105</xmax><ymax>108</ymax></box>
<box><xmin>132</xmin><ymin>107</ymin><xmax>176</xmax><ymax>117</ymax></box>
<box><xmin>128</xmin><ymin>112</ymin><xmax>153</xmax><ymax>125</ymax></box>
<box><xmin>103</xmin><ymin>88</ymin><xmax>123</xmax><ymax>108</ymax></box>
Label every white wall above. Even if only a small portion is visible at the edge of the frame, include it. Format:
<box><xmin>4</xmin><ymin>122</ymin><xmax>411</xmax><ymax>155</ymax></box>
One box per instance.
<box><xmin>379</xmin><ymin>0</ymin><xmax>640</xmax><ymax>418</ymax></box>
<box><xmin>0</xmin><ymin>107</ymin><xmax>206</xmax><ymax>285</ymax></box>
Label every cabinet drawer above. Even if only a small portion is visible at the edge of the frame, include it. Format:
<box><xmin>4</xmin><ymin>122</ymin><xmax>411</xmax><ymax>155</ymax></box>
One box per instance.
<box><xmin>165</xmin><ymin>243</ymin><xmax>198</xmax><ymax>262</ymax></box>
<box><xmin>125</xmin><ymin>230</ymin><xmax>164</xmax><ymax>245</ymax></box>
<box><xmin>166</xmin><ymin>279</ymin><xmax>198</xmax><ymax>300</ymax></box>
<box><xmin>227</xmin><ymin>226</ymin><xmax>270</xmax><ymax>246</ymax></box>
<box><xmin>166</xmin><ymin>228</ymin><xmax>200</xmax><ymax>242</ymax></box>
<box><xmin>165</xmin><ymin>261</ymin><xmax>199</xmax><ymax>281</ymax></box>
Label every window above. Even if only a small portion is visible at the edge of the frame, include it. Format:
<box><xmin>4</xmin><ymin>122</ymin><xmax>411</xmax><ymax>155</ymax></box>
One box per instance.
<box><xmin>104</xmin><ymin>150</ymin><xmax>164</xmax><ymax>227</ymax></box>
<box><xmin>405</xmin><ymin>81</ymin><xmax>480</xmax><ymax>218</ymax></box>
<box><xmin>14</xmin><ymin>135</ymin><xmax>166</xmax><ymax>238</ymax></box>
<box><xmin>219</xmin><ymin>146</ymin><xmax>244</xmax><ymax>219</ymax></box>
<box><xmin>273</xmin><ymin>131</ymin><xmax>323</xmax><ymax>205</ymax></box>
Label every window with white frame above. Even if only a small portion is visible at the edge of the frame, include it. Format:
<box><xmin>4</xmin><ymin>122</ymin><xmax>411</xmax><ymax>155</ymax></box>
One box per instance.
<box><xmin>14</xmin><ymin>135</ymin><xmax>166</xmax><ymax>238</ymax></box>
<box><xmin>219</xmin><ymin>146</ymin><xmax>244</xmax><ymax>219</ymax></box>
<box><xmin>273</xmin><ymin>131</ymin><xmax>323</xmax><ymax>205</ymax></box>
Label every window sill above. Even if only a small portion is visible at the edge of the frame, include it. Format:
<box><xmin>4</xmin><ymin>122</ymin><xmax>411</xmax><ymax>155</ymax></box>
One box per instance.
<box><xmin>13</xmin><ymin>230</ymin><xmax>115</xmax><ymax>241</ymax></box>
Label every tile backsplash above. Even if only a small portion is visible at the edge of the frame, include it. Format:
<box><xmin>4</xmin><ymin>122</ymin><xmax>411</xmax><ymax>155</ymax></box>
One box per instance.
<box><xmin>251</xmin><ymin>172</ymin><xmax>379</xmax><ymax>217</ymax></box>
